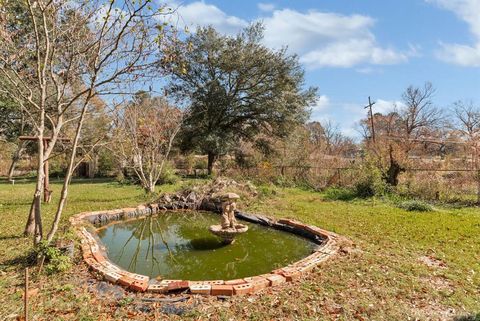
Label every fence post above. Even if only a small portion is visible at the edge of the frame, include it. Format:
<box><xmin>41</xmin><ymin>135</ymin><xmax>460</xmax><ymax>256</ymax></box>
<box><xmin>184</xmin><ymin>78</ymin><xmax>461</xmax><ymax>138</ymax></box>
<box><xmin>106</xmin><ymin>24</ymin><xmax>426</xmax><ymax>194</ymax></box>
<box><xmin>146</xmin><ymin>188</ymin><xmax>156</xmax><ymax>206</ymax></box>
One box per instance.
<box><xmin>24</xmin><ymin>267</ymin><xmax>29</xmax><ymax>321</ymax></box>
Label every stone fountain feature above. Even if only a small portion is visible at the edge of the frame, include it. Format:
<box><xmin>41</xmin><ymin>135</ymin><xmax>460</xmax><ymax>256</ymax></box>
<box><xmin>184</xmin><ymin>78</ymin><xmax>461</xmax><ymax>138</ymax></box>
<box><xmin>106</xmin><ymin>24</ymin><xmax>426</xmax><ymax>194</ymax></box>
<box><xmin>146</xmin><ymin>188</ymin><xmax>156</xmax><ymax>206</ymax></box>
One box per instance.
<box><xmin>209</xmin><ymin>192</ymin><xmax>248</xmax><ymax>244</ymax></box>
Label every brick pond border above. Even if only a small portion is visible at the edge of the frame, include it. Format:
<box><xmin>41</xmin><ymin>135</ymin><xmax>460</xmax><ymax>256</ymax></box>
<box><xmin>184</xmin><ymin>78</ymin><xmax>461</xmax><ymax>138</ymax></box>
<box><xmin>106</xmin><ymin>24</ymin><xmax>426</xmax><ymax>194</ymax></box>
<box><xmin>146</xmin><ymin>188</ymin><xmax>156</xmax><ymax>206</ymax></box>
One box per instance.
<box><xmin>70</xmin><ymin>203</ymin><xmax>342</xmax><ymax>296</ymax></box>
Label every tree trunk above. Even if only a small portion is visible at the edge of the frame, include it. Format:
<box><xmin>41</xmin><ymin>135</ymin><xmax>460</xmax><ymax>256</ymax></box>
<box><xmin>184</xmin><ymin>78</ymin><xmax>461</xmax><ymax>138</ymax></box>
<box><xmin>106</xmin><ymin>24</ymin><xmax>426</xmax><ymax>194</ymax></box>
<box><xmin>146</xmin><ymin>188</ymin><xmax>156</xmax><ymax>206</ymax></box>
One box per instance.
<box><xmin>383</xmin><ymin>145</ymin><xmax>404</xmax><ymax>186</ymax></box>
<box><xmin>7</xmin><ymin>142</ymin><xmax>25</xmax><ymax>182</ymax></box>
<box><xmin>24</xmin><ymin>198</ymin><xmax>36</xmax><ymax>236</ymax></box>
<box><xmin>146</xmin><ymin>183</ymin><xmax>155</xmax><ymax>194</ymax></box>
<box><xmin>207</xmin><ymin>152</ymin><xmax>216</xmax><ymax>176</ymax></box>
<box><xmin>33</xmin><ymin>138</ymin><xmax>45</xmax><ymax>245</ymax></box>
<box><xmin>385</xmin><ymin>161</ymin><xmax>404</xmax><ymax>186</ymax></box>
<box><xmin>47</xmin><ymin>97</ymin><xmax>90</xmax><ymax>243</ymax></box>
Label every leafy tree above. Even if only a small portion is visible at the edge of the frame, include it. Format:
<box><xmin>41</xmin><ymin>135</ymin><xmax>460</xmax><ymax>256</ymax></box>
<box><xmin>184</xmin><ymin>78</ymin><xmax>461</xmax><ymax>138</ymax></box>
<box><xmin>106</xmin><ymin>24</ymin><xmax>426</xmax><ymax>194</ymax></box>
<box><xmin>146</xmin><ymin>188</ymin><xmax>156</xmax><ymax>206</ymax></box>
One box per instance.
<box><xmin>166</xmin><ymin>24</ymin><xmax>317</xmax><ymax>174</ymax></box>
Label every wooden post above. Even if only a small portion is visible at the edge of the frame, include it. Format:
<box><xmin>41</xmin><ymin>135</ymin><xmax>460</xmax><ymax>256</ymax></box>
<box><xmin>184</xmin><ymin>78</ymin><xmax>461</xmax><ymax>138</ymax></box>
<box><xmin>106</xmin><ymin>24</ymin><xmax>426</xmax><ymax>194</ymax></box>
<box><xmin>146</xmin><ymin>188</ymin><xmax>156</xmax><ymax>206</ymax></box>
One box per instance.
<box><xmin>24</xmin><ymin>267</ymin><xmax>29</xmax><ymax>321</ymax></box>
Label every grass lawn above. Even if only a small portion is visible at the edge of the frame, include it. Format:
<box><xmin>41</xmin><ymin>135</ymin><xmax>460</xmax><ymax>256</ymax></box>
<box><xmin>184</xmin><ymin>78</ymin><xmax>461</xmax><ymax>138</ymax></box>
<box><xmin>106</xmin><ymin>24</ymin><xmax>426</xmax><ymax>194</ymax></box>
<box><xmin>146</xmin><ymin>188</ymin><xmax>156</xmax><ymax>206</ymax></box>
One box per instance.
<box><xmin>0</xmin><ymin>179</ymin><xmax>479</xmax><ymax>320</ymax></box>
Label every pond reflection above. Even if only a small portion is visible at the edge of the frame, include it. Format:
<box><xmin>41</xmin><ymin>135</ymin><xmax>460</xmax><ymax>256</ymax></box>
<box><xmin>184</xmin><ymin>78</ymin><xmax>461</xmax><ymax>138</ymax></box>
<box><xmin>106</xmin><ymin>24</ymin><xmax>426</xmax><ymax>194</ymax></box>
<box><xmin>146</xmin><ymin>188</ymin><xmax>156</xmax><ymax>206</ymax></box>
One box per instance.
<box><xmin>97</xmin><ymin>211</ymin><xmax>314</xmax><ymax>280</ymax></box>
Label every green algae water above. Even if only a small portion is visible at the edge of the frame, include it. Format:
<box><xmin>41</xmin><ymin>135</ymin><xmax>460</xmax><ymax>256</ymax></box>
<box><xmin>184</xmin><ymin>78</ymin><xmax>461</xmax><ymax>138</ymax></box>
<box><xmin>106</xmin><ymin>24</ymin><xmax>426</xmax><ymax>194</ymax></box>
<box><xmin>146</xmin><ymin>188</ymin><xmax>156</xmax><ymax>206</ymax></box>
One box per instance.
<box><xmin>96</xmin><ymin>211</ymin><xmax>315</xmax><ymax>280</ymax></box>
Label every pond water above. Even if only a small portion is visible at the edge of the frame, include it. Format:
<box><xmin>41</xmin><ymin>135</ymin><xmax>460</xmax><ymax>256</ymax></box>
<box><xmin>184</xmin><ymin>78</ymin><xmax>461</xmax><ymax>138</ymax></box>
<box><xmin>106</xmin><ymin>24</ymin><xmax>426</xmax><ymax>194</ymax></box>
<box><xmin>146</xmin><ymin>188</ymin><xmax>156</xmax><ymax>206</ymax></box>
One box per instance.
<box><xmin>96</xmin><ymin>211</ymin><xmax>315</xmax><ymax>280</ymax></box>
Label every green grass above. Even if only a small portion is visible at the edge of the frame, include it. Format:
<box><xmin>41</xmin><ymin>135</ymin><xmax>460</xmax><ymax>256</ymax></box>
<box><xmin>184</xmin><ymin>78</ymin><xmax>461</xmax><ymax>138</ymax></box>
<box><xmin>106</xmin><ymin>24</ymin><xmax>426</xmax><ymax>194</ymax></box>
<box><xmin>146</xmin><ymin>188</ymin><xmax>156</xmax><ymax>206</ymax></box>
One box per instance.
<box><xmin>0</xmin><ymin>179</ymin><xmax>479</xmax><ymax>320</ymax></box>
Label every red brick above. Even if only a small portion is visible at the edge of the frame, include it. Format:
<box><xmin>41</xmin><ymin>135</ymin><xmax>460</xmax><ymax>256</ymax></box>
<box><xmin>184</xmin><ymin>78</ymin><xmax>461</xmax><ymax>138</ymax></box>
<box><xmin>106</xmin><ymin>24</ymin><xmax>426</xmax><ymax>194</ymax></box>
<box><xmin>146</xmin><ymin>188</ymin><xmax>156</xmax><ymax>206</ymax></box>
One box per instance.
<box><xmin>272</xmin><ymin>268</ymin><xmax>285</xmax><ymax>274</ymax></box>
<box><xmin>306</xmin><ymin>225</ymin><xmax>329</xmax><ymax>237</ymax></box>
<box><xmin>159</xmin><ymin>279</ymin><xmax>182</xmax><ymax>286</ymax></box>
<box><xmin>92</xmin><ymin>251</ymin><xmax>106</xmax><ymax>263</ymax></box>
<box><xmin>84</xmin><ymin>257</ymin><xmax>97</xmax><ymax>267</ymax></box>
<box><xmin>102</xmin><ymin>261</ymin><xmax>122</xmax><ymax>273</ymax></box>
<box><xmin>104</xmin><ymin>271</ymin><xmax>122</xmax><ymax>283</ymax></box>
<box><xmin>279</xmin><ymin>269</ymin><xmax>302</xmax><ymax>282</ymax></box>
<box><xmin>244</xmin><ymin>276</ymin><xmax>270</xmax><ymax>291</ymax></box>
<box><xmin>233</xmin><ymin>283</ymin><xmax>253</xmax><ymax>295</ymax></box>
<box><xmin>266</xmin><ymin>274</ymin><xmax>286</xmax><ymax>286</ymax></box>
<box><xmin>131</xmin><ymin>274</ymin><xmax>149</xmax><ymax>282</ymax></box>
<box><xmin>118</xmin><ymin>275</ymin><xmax>135</xmax><ymax>287</ymax></box>
<box><xmin>82</xmin><ymin>248</ymin><xmax>93</xmax><ymax>260</ymax></box>
<box><xmin>224</xmin><ymin>279</ymin><xmax>246</xmax><ymax>285</ymax></box>
<box><xmin>198</xmin><ymin>280</ymin><xmax>224</xmax><ymax>285</ymax></box>
<box><xmin>88</xmin><ymin>262</ymin><xmax>105</xmax><ymax>273</ymax></box>
<box><xmin>167</xmin><ymin>281</ymin><xmax>189</xmax><ymax>291</ymax></box>
<box><xmin>278</xmin><ymin>219</ymin><xmax>306</xmax><ymax>229</ymax></box>
<box><xmin>130</xmin><ymin>280</ymin><xmax>148</xmax><ymax>292</ymax></box>
<box><xmin>252</xmin><ymin>280</ymin><xmax>270</xmax><ymax>291</ymax></box>
<box><xmin>211</xmin><ymin>285</ymin><xmax>234</xmax><ymax>296</ymax></box>
<box><xmin>147</xmin><ymin>283</ymin><xmax>168</xmax><ymax>293</ymax></box>
<box><xmin>189</xmin><ymin>284</ymin><xmax>211</xmax><ymax>295</ymax></box>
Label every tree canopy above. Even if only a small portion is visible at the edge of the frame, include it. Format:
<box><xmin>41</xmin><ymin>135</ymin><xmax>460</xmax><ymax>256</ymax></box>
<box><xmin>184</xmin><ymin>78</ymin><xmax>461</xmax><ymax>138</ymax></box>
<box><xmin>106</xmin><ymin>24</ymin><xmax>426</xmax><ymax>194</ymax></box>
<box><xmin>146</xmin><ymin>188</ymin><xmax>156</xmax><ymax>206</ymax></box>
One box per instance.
<box><xmin>166</xmin><ymin>24</ymin><xmax>317</xmax><ymax>174</ymax></box>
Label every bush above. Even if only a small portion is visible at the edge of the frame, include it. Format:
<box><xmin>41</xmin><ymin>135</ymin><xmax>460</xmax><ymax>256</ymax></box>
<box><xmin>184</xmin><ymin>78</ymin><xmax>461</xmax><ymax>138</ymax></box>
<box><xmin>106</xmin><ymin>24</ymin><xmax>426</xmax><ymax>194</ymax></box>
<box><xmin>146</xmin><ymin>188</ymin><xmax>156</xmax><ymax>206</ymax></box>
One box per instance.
<box><xmin>158</xmin><ymin>162</ymin><xmax>179</xmax><ymax>185</ymax></box>
<box><xmin>36</xmin><ymin>241</ymin><xmax>72</xmax><ymax>274</ymax></box>
<box><xmin>97</xmin><ymin>150</ymin><xmax>116</xmax><ymax>177</ymax></box>
<box><xmin>272</xmin><ymin>175</ymin><xmax>296</xmax><ymax>188</ymax></box>
<box><xmin>194</xmin><ymin>158</ymin><xmax>208</xmax><ymax>170</ymax></box>
<box><xmin>323</xmin><ymin>187</ymin><xmax>357</xmax><ymax>201</ymax></box>
<box><xmin>257</xmin><ymin>184</ymin><xmax>277</xmax><ymax>198</ymax></box>
<box><xmin>354</xmin><ymin>161</ymin><xmax>390</xmax><ymax>198</ymax></box>
<box><xmin>397</xmin><ymin>200</ymin><xmax>434</xmax><ymax>212</ymax></box>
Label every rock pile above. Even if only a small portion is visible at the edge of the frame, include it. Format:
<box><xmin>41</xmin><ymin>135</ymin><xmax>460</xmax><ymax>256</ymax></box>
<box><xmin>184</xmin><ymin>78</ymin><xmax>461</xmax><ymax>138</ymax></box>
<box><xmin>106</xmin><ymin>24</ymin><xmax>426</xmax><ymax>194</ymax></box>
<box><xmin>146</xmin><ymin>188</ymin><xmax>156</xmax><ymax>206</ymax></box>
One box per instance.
<box><xmin>156</xmin><ymin>177</ymin><xmax>258</xmax><ymax>212</ymax></box>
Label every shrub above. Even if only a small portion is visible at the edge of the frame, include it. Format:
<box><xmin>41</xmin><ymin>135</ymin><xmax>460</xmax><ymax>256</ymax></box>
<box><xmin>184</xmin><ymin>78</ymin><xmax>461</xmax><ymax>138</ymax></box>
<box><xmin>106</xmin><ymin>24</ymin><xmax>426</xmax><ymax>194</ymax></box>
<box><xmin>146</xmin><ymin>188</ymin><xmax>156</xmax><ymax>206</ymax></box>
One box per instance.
<box><xmin>272</xmin><ymin>175</ymin><xmax>296</xmax><ymax>188</ymax></box>
<box><xmin>36</xmin><ymin>241</ymin><xmax>72</xmax><ymax>275</ymax></box>
<box><xmin>397</xmin><ymin>200</ymin><xmax>433</xmax><ymax>212</ymax></box>
<box><xmin>97</xmin><ymin>150</ymin><xmax>116</xmax><ymax>177</ymax></box>
<box><xmin>257</xmin><ymin>184</ymin><xmax>277</xmax><ymax>198</ymax></box>
<box><xmin>354</xmin><ymin>161</ymin><xmax>390</xmax><ymax>198</ymax></box>
<box><xmin>158</xmin><ymin>162</ymin><xmax>179</xmax><ymax>185</ymax></box>
<box><xmin>323</xmin><ymin>187</ymin><xmax>357</xmax><ymax>201</ymax></box>
<box><xmin>194</xmin><ymin>158</ymin><xmax>208</xmax><ymax>170</ymax></box>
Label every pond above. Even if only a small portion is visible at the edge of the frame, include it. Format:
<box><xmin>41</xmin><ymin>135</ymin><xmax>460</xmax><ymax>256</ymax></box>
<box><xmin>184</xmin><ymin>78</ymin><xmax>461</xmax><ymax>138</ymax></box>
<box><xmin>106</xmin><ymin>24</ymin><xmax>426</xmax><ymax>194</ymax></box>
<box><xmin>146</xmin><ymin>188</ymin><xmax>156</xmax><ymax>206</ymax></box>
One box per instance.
<box><xmin>96</xmin><ymin>211</ymin><xmax>315</xmax><ymax>280</ymax></box>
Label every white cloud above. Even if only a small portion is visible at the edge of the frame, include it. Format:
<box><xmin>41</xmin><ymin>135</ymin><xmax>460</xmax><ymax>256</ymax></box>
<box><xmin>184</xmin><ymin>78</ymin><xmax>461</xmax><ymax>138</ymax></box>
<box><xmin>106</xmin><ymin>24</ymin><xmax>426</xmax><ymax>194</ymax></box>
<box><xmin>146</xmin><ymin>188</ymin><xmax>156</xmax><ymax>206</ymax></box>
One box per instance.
<box><xmin>262</xmin><ymin>9</ymin><xmax>410</xmax><ymax>68</ymax></box>
<box><xmin>258</xmin><ymin>3</ymin><xmax>275</xmax><ymax>12</ymax></box>
<box><xmin>427</xmin><ymin>0</ymin><xmax>480</xmax><ymax>67</ymax></box>
<box><xmin>169</xmin><ymin>2</ymin><xmax>412</xmax><ymax>68</ymax></box>
<box><xmin>374</xmin><ymin>99</ymin><xmax>405</xmax><ymax>114</ymax></box>
<box><xmin>311</xmin><ymin>95</ymin><xmax>330</xmax><ymax>111</ymax></box>
<box><xmin>309</xmin><ymin>98</ymin><xmax>407</xmax><ymax>138</ymax></box>
<box><xmin>437</xmin><ymin>43</ymin><xmax>480</xmax><ymax>67</ymax></box>
<box><xmin>170</xmin><ymin>1</ymin><xmax>248</xmax><ymax>35</ymax></box>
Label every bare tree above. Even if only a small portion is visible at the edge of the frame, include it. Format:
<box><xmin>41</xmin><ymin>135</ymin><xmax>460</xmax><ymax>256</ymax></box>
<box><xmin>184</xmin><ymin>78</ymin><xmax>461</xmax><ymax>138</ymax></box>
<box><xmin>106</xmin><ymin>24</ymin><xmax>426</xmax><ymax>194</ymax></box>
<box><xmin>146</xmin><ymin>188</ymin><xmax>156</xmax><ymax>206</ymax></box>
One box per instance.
<box><xmin>307</xmin><ymin>120</ymin><xmax>355</xmax><ymax>156</ymax></box>
<box><xmin>113</xmin><ymin>93</ymin><xmax>183</xmax><ymax>193</ymax></box>
<box><xmin>0</xmin><ymin>0</ymin><xmax>176</xmax><ymax>244</ymax></box>
<box><xmin>452</xmin><ymin>101</ymin><xmax>480</xmax><ymax>203</ymax></box>
<box><xmin>401</xmin><ymin>82</ymin><xmax>443</xmax><ymax>140</ymax></box>
<box><xmin>363</xmin><ymin>83</ymin><xmax>443</xmax><ymax>186</ymax></box>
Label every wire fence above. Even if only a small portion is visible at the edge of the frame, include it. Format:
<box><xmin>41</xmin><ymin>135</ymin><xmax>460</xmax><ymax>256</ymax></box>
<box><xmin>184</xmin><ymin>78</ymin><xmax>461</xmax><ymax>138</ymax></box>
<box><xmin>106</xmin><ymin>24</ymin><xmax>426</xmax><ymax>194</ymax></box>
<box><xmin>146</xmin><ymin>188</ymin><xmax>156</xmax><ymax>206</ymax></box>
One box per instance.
<box><xmin>210</xmin><ymin>164</ymin><xmax>480</xmax><ymax>204</ymax></box>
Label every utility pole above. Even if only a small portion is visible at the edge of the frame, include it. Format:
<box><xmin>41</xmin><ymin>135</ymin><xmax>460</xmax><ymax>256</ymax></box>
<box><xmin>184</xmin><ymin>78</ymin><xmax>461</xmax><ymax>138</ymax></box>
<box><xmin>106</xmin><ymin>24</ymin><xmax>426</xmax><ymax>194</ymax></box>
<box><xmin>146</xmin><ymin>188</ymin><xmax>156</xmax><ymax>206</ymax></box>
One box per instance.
<box><xmin>364</xmin><ymin>96</ymin><xmax>376</xmax><ymax>143</ymax></box>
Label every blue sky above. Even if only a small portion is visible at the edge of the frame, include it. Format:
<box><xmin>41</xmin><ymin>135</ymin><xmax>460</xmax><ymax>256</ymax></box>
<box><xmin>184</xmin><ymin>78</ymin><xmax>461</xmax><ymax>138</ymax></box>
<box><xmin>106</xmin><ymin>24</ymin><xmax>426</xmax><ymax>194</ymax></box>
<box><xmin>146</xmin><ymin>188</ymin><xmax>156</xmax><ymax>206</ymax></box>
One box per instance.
<box><xmin>164</xmin><ymin>0</ymin><xmax>480</xmax><ymax>137</ymax></box>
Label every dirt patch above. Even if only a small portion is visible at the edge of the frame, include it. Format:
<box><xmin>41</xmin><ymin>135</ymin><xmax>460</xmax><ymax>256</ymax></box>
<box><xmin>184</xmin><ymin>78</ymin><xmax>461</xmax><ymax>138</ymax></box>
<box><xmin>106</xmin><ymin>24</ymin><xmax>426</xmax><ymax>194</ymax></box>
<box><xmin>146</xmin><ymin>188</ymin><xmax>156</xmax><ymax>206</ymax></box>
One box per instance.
<box><xmin>419</xmin><ymin>255</ymin><xmax>447</xmax><ymax>269</ymax></box>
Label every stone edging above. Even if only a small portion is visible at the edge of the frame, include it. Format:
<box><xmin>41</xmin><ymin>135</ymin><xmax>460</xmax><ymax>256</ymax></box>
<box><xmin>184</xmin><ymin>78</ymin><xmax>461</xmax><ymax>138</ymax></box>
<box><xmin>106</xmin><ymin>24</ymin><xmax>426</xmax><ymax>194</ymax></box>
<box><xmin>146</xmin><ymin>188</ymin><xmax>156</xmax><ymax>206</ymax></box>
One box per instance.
<box><xmin>70</xmin><ymin>203</ymin><xmax>341</xmax><ymax>296</ymax></box>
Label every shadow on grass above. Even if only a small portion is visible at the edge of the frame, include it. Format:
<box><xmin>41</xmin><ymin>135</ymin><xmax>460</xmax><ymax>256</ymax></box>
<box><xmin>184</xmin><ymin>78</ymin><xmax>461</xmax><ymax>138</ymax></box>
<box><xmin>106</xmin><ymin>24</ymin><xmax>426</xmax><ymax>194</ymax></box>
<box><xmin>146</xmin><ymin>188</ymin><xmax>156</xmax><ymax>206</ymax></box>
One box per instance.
<box><xmin>0</xmin><ymin>177</ymin><xmax>36</xmax><ymax>185</ymax></box>
<box><xmin>1</xmin><ymin>251</ymin><xmax>37</xmax><ymax>268</ymax></box>
<box><xmin>455</xmin><ymin>314</ymin><xmax>480</xmax><ymax>321</ymax></box>
<box><xmin>0</xmin><ymin>177</ymin><xmax>117</xmax><ymax>185</ymax></box>
<box><xmin>0</xmin><ymin>234</ymin><xmax>25</xmax><ymax>241</ymax></box>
